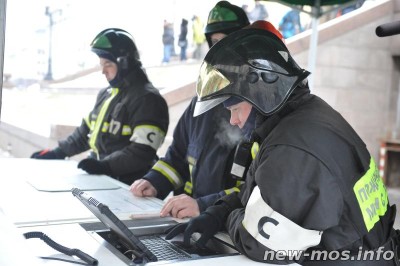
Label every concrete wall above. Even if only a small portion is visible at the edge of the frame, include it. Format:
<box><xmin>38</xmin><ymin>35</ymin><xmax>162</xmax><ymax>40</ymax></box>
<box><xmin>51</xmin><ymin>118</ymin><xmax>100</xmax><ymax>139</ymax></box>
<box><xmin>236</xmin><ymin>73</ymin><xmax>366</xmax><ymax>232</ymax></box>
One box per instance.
<box><xmin>1</xmin><ymin>0</ymin><xmax>399</xmax><ymax>162</ymax></box>
<box><xmin>287</xmin><ymin>0</ymin><xmax>399</xmax><ymax>160</ymax></box>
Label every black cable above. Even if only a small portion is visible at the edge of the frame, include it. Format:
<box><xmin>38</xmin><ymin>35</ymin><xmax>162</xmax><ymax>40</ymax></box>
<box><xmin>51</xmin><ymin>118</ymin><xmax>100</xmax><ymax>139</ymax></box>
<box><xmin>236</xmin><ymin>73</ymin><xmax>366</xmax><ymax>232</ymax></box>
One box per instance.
<box><xmin>23</xmin><ymin>231</ymin><xmax>98</xmax><ymax>266</ymax></box>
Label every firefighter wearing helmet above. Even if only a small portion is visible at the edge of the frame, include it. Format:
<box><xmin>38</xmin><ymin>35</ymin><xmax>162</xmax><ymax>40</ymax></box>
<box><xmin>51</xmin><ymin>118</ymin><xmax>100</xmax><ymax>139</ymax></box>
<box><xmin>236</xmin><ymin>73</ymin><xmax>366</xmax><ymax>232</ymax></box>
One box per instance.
<box><xmin>205</xmin><ymin>0</ymin><xmax>250</xmax><ymax>47</ymax></box>
<box><xmin>31</xmin><ymin>28</ymin><xmax>169</xmax><ymax>186</ymax></box>
<box><xmin>166</xmin><ymin>28</ymin><xmax>399</xmax><ymax>265</ymax></box>
<box><xmin>130</xmin><ymin>2</ymin><xmax>255</xmax><ymax>218</ymax></box>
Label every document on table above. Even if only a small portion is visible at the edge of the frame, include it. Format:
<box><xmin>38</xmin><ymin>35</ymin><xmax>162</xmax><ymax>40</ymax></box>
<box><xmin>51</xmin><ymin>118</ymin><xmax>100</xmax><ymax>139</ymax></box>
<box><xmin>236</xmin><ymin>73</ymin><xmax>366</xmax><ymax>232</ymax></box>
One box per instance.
<box><xmin>0</xmin><ymin>158</ymin><xmax>165</xmax><ymax>225</ymax></box>
<box><xmin>0</xmin><ymin>158</ymin><xmax>120</xmax><ymax>191</ymax></box>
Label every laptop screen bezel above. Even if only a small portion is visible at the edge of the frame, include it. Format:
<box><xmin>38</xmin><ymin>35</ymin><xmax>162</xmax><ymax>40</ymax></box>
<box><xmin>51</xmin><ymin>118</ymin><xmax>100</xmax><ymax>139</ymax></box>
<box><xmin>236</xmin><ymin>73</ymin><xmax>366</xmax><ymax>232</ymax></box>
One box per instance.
<box><xmin>71</xmin><ymin>188</ymin><xmax>157</xmax><ymax>262</ymax></box>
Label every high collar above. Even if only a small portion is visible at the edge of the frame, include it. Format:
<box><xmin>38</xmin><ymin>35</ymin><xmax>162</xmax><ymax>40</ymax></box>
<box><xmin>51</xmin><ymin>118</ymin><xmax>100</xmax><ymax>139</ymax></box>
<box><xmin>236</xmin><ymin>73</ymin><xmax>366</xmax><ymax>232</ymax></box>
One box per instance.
<box><xmin>109</xmin><ymin>66</ymin><xmax>149</xmax><ymax>89</ymax></box>
<box><xmin>251</xmin><ymin>84</ymin><xmax>312</xmax><ymax>142</ymax></box>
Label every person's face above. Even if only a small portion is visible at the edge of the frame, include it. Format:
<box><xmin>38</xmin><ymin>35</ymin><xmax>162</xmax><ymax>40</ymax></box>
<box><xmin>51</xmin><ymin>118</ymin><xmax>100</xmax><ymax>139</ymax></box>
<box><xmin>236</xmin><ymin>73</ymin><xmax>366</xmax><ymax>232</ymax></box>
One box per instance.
<box><xmin>100</xmin><ymin>58</ymin><xmax>118</xmax><ymax>81</ymax></box>
<box><xmin>226</xmin><ymin>101</ymin><xmax>253</xmax><ymax>129</ymax></box>
<box><xmin>210</xmin><ymin>33</ymin><xmax>227</xmax><ymax>47</ymax></box>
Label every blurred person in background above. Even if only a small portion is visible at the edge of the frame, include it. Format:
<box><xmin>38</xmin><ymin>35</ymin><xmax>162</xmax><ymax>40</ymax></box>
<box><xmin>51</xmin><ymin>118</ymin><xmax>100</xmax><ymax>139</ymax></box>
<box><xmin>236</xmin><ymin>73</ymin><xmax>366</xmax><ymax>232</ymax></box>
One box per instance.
<box><xmin>31</xmin><ymin>28</ymin><xmax>169</xmax><ymax>186</ymax></box>
<box><xmin>162</xmin><ymin>20</ymin><xmax>175</xmax><ymax>64</ymax></box>
<box><xmin>279</xmin><ymin>8</ymin><xmax>303</xmax><ymax>39</ymax></box>
<box><xmin>178</xmin><ymin>18</ymin><xmax>188</xmax><ymax>62</ymax></box>
<box><xmin>248</xmin><ymin>0</ymin><xmax>269</xmax><ymax>23</ymax></box>
<box><xmin>192</xmin><ymin>15</ymin><xmax>206</xmax><ymax>60</ymax></box>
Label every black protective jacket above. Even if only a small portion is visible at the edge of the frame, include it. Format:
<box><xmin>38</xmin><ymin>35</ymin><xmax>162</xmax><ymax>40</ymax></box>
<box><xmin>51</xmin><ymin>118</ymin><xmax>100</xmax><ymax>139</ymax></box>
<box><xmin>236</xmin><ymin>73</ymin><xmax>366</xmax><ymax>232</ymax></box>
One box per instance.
<box><xmin>223</xmin><ymin>87</ymin><xmax>397</xmax><ymax>265</ymax></box>
<box><xmin>59</xmin><ymin>68</ymin><xmax>169</xmax><ymax>184</ymax></box>
<box><xmin>143</xmin><ymin>97</ymin><xmax>242</xmax><ymax>211</ymax></box>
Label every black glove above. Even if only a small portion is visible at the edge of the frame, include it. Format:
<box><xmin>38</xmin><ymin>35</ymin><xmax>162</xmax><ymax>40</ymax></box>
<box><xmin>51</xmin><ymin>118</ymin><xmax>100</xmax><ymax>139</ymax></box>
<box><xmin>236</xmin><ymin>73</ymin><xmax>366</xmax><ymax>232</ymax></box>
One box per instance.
<box><xmin>30</xmin><ymin>147</ymin><xmax>66</xmax><ymax>160</ymax></box>
<box><xmin>77</xmin><ymin>158</ymin><xmax>112</xmax><ymax>176</ymax></box>
<box><xmin>165</xmin><ymin>204</ymin><xmax>229</xmax><ymax>248</ymax></box>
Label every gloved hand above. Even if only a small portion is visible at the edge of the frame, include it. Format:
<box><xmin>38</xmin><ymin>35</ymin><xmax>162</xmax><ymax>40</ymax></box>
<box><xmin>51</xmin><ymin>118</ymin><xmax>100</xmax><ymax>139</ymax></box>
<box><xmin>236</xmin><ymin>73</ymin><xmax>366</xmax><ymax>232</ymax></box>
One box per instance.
<box><xmin>30</xmin><ymin>147</ymin><xmax>66</xmax><ymax>160</ymax></box>
<box><xmin>165</xmin><ymin>204</ymin><xmax>229</xmax><ymax>248</ymax></box>
<box><xmin>77</xmin><ymin>158</ymin><xmax>112</xmax><ymax>176</ymax></box>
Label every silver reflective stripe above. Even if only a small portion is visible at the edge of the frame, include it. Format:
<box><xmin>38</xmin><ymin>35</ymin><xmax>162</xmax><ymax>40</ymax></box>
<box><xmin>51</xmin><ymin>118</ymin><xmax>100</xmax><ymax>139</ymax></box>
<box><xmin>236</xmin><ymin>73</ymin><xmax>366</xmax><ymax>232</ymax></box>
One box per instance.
<box><xmin>152</xmin><ymin>161</ymin><xmax>183</xmax><ymax>189</ymax></box>
<box><xmin>231</xmin><ymin>163</ymin><xmax>246</xmax><ymax>178</ymax></box>
<box><xmin>130</xmin><ymin>125</ymin><xmax>165</xmax><ymax>150</ymax></box>
<box><xmin>242</xmin><ymin>186</ymin><xmax>322</xmax><ymax>252</ymax></box>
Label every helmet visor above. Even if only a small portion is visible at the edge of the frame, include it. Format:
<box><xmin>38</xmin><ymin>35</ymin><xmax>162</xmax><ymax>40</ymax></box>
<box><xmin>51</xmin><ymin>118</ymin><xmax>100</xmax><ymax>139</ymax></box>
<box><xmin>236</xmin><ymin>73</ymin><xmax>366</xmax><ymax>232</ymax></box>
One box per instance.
<box><xmin>196</xmin><ymin>61</ymin><xmax>231</xmax><ymax>99</ymax></box>
<box><xmin>194</xmin><ymin>62</ymin><xmax>231</xmax><ymax>116</ymax></box>
<box><xmin>91</xmin><ymin>35</ymin><xmax>112</xmax><ymax>49</ymax></box>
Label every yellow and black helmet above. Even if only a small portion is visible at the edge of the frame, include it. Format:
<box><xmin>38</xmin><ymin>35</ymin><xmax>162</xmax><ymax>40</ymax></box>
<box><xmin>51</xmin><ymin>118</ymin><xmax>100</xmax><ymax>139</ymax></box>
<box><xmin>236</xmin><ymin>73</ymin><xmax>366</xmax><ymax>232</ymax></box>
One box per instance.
<box><xmin>194</xmin><ymin>28</ymin><xmax>310</xmax><ymax>117</ymax></box>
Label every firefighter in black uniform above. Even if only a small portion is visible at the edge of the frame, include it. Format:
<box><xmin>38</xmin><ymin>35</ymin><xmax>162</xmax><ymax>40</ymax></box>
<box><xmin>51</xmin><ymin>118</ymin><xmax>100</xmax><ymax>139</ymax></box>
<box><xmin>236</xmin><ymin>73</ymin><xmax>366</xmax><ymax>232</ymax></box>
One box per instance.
<box><xmin>166</xmin><ymin>28</ymin><xmax>400</xmax><ymax>265</ymax></box>
<box><xmin>130</xmin><ymin>1</ymin><xmax>255</xmax><ymax>219</ymax></box>
<box><xmin>31</xmin><ymin>28</ymin><xmax>169</xmax><ymax>185</ymax></box>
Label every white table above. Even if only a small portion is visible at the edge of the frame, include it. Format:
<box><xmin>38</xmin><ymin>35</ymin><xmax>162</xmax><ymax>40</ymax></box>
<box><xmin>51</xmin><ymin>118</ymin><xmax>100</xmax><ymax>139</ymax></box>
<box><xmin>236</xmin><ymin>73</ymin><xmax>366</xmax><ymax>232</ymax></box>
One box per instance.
<box><xmin>0</xmin><ymin>158</ymin><xmax>299</xmax><ymax>266</ymax></box>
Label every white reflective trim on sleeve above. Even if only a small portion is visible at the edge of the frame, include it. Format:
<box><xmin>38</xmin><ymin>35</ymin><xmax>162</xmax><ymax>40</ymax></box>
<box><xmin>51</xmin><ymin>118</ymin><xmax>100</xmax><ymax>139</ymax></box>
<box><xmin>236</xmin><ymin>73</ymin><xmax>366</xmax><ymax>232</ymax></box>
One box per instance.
<box><xmin>152</xmin><ymin>161</ymin><xmax>183</xmax><ymax>189</ymax></box>
<box><xmin>130</xmin><ymin>125</ymin><xmax>166</xmax><ymax>150</ymax></box>
<box><xmin>242</xmin><ymin>186</ymin><xmax>322</xmax><ymax>252</ymax></box>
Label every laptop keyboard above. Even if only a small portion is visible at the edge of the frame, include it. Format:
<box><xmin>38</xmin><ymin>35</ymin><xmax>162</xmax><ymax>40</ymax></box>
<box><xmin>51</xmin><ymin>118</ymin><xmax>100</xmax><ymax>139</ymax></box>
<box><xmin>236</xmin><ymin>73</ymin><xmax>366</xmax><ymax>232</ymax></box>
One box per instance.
<box><xmin>139</xmin><ymin>235</ymin><xmax>192</xmax><ymax>261</ymax></box>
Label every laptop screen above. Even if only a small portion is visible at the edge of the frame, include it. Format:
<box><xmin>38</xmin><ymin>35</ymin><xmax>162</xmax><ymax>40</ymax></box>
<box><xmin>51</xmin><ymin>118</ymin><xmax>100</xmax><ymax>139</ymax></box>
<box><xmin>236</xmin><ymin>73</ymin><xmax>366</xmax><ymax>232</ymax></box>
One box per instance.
<box><xmin>71</xmin><ymin>188</ymin><xmax>157</xmax><ymax>262</ymax></box>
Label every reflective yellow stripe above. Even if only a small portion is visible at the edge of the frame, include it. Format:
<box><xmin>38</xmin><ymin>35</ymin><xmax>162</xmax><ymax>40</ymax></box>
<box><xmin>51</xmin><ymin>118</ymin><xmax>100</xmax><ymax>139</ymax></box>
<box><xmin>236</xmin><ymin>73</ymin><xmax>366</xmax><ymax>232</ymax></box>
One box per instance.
<box><xmin>84</xmin><ymin>115</ymin><xmax>91</xmax><ymax>128</ymax></box>
<box><xmin>102</xmin><ymin>122</ymin><xmax>109</xmax><ymax>133</ymax></box>
<box><xmin>186</xmin><ymin>156</ymin><xmax>196</xmax><ymax>195</ymax></box>
<box><xmin>187</xmin><ymin>156</ymin><xmax>196</xmax><ymax>166</ymax></box>
<box><xmin>184</xmin><ymin>181</ymin><xmax>193</xmax><ymax>194</ymax></box>
<box><xmin>224</xmin><ymin>187</ymin><xmax>240</xmax><ymax>195</ymax></box>
<box><xmin>353</xmin><ymin>158</ymin><xmax>388</xmax><ymax>231</ymax></box>
<box><xmin>251</xmin><ymin>142</ymin><xmax>259</xmax><ymax>159</ymax></box>
<box><xmin>122</xmin><ymin>125</ymin><xmax>132</xmax><ymax>136</ymax></box>
<box><xmin>152</xmin><ymin>161</ymin><xmax>183</xmax><ymax>189</ymax></box>
<box><xmin>236</xmin><ymin>180</ymin><xmax>244</xmax><ymax>187</ymax></box>
<box><xmin>89</xmin><ymin>88</ymin><xmax>119</xmax><ymax>156</ymax></box>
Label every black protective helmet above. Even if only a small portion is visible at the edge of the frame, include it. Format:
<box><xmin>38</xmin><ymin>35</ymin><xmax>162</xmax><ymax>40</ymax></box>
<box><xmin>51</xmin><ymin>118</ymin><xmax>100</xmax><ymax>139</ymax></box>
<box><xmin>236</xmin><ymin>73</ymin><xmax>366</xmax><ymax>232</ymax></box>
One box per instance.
<box><xmin>194</xmin><ymin>28</ymin><xmax>310</xmax><ymax>117</ymax></box>
<box><xmin>204</xmin><ymin>1</ymin><xmax>250</xmax><ymax>47</ymax></box>
<box><xmin>90</xmin><ymin>28</ymin><xmax>141</xmax><ymax>69</ymax></box>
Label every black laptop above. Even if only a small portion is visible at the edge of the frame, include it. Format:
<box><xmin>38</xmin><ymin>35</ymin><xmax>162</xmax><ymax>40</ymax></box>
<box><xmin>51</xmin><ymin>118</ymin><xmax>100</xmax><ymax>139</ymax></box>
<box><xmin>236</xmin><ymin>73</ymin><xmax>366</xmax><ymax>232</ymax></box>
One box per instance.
<box><xmin>71</xmin><ymin>188</ymin><xmax>238</xmax><ymax>265</ymax></box>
